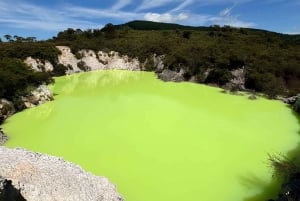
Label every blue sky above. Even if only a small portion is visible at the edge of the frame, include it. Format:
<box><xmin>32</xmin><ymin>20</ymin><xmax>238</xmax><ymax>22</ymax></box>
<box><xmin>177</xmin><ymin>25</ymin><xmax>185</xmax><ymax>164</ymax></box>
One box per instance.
<box><xmin>0</xmin><ymin>0</ymin><xmax>300</xmax><ymax>40</ymax></box>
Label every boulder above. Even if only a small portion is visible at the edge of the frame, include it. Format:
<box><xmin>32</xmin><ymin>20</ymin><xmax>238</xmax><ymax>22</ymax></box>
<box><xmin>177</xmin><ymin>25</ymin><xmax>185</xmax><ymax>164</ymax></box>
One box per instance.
<box><xmin>152</xmin><ymin>54</ymin><xmax>165</xmax><ymax>72</ymax></box>
<box><xmin>56</xmin><ymin>46</ymin><xmax>141</xmax><ymax>74</ymax></box>
<box><xmin>226</xmin><ymin>67</ymin><xmax>246</xmax><ymax>91</ymax></box>
<box><xmin>24</xmin><ymin>57</ymin><xmax>54</xmax><ymax>72</ymax></box>
<box><xmin>0</xmin><ymin>146</ymin><xmax>123</xmax><ymax>201</ymax></box>
<box><xmin>22</xmin><ymin>85</ymin><xmax>53</xmax><ymax>108</ymax></box>
<box><xmin>157</xmin><ymin>69</ymin><xmax>185</xmax><ymax>82</ymax></box>
<box><xmin>0</xmin><ymin>99</ymin><xmax>15</xmax><ymax>123</ymax></box>
<box><xmin>282</xmin><ymin>96</ymin><xmax>298</xmax><ymax>105</ymax></box>
<box><xmin>0</xmin><ymin>128</ymin><xmax>8</xmax><ymax>146</ymax></box>
<box><xmin>248</xmin><ymin>94</ymin><xmax>257</xmax><ymax>100</ymax></box>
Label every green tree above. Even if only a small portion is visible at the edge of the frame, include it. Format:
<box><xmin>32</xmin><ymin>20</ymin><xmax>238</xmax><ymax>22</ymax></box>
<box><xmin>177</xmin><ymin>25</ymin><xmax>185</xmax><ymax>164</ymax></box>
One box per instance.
<box><xmin>101</xmin><ymin>23</ymin><xmax>116</xmax><ymax>39</ymax></box>
<box><xmin>293</xmin><ymin>96</ymin><xmax>300</xmax><ymax>113</ymax></box>
<box><xmin>4</xmin><ymin>34</ymin><xmax>12</xmax><ymax>42</ymax></box>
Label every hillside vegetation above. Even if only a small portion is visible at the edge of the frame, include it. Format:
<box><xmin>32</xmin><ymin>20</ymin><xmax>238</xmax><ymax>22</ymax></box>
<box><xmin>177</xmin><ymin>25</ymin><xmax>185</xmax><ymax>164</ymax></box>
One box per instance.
<box><xmin>1</xmin><ymin>20</ymin><xmax>300</xmax><ymax>102</ymax></box>
<box><xmin>0</xmin><ymin>42</ymin><xmax>63</xmax><ymax>102</ymax></box>
<box><xmin>52</xmin><ymin>21</ymin><xmax>300</xmax><ymax>97</ymax></box>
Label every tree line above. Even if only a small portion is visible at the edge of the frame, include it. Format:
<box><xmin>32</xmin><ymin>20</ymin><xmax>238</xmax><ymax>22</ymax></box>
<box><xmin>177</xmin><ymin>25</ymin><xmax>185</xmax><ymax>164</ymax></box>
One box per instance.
<box><xmin>1</xmin><ymin>20</ymin><xmax>300</xmax><ymax>104</ymax></box>
<box><xmin>53</xmin><ymin>21</ymin><xmax>300</xmax><ymax>97</ymax></box>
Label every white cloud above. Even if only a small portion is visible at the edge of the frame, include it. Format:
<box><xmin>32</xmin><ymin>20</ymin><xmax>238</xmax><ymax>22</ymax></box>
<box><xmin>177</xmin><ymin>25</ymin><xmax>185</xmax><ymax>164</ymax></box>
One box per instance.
<box><xmin>212</xmin><ymin>17</ymin><xmax>255</xmax><ymax>27</ymax></box>
<box><xmin>220</xmin><ymin>7</ymin><xmax>233</xmax><ymax>17</ymax></box>
<box><xmin>0</xmin><ymin>1</ymin><xmax>141</xmax><ymax>31</ymax></box>
<box><xmin>112</xmin><ymin>0</ymin><xmax>132</xmax><ymax>10</ymax></box>
<box><xmin>0</xmin><ymin>0</ymin><xmax>256</xmax><ymax>34</ymax></box>
<box><xmin>65</xmin><ymin>6</ymin><xmax>142</xmax><ymax>20</ymax></box>
<box><xmin>137</xmin><ymin>0</ymin><xmax>181</xmax><ymax>11</ymax></box>
<box><xmin>209</xmin><ymin>15</ymin><xmax>255</xmax><ymax>27</ymax></box>
<box><xmin>144</xmin><ymin>12</ymin><xmax>189</xmax><ymax>23</ymax></box>
<box><xmin>213</xmin><ymin>5</ymin><xmax>255</xmax><ymax>27</ymax></box>
<box><xmin>283</xmin><ymin>32</ymin><xmax>300</xmax><ymax>35</ymax></box>
<box><xmin>0</xmin><ymin>18</ymin><xmax>99</xmax><ymax>31</ymax></box>
<box><xmin>171</xmin><ymin>0</ymin><xmax>195</xmax><ymax>12</ymax></box>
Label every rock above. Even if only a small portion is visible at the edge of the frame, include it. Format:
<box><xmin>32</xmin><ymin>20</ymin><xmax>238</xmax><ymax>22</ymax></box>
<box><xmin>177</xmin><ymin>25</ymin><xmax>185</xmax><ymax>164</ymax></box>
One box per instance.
<box><xmin>188</xmin><ymin>75</ymin><xmax>198</xmax><ymax>83</ymax></box>
<box><xmin>24</xmin><ymin>57</ymin><xmax>54</xmax><ymax>72</ymax></box>
<box><xmin>248</xmin><ymin>94</ymin><xmax>257</xmax><ymax>100</ymax></box>
<box><xmin>56</xmin><ymin>46</ymin><xmax>140</xmax><ymax>74</ymax></box>
<box><xmin>0</xmin><ymin>146</ymin><xmax>123</xmax><ymax>201</ymax></box>
<box><xmin>282</xmin><ymin>96</ymin><xmax>298</xmax><ymax>105</ymax></box>
<box><xmin>152</xmin><ymin>54</ymin><xmax>165</xmax><ymax>72</ymax></box>
<box><xmin>22</xmin><ymin>85</ymin><xmax>53</xmax><ymax>108</ymax></box>
<box><xmin>0</xmin><ymin>128</ymin><xmax>8</xmax><ymax>146</ymax></box>
<box><xmin>157</xmin><ymin>69</ymin><xmax>185</xmax><ymax>82</ymax></box>
<box><xmin>0</xmin><ymin>176</ymin><xmax>25</xmax><ymax>201</ymax></box>
<box><xmin>271</xmin><ymin>173</ymin><xmax>300</xmax><ymax>201</ymax></box>
<box><xmin>226</xmin><ymin>67</ymin><xmax>246</xmax><ymax>91</ymax></box>
<box><xmin>56</xmin><ymin>46</ymin><xmax>82</xmax><ymax>73</ymax></box>
<box><xmin>0</xmin><ymin>99</ymin><xmax>15</xmax><ymax>124</ymax></box>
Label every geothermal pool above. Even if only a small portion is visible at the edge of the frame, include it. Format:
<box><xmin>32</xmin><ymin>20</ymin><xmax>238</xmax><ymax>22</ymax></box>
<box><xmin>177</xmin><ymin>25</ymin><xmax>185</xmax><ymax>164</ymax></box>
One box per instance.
<box><xmin>3</xmin><ymin>70</ymin><xmax>300</xmax><ymax>201</ymax></box>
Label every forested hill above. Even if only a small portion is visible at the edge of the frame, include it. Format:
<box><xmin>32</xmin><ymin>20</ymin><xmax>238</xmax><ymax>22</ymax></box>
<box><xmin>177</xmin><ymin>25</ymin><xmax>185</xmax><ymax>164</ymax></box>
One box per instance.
<box><xmin>116</xmin><ymin>20</ymin><xmax>300</xmax><ymax>43</ymax></box>
<box><xmin>53</xmin><ymin>21</ymin><xmax>300</xmax><ymax>97</ymax></box>
<box><xmin>115</xmin><ymin>20</ymin><xmax>210</xmax><ymax>31</ymax></box>
<box><xmin>1</xmin><ymin>20</ymin><xmax>300</xmax><ymax>103</ymax></box>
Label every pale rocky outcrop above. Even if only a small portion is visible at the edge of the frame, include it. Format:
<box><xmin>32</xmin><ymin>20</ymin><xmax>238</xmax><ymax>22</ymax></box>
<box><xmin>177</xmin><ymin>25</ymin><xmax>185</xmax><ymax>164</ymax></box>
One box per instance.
<box><xmin>25</xmin><ymin>46</ymin><xmax>165</xmax><ymax>75</ymax></box>
<box><xmin>280</xmin><ymin>96</ymin><xmax>298</xmax><ymax>105</ymax></box>
<box><xmin>157</xmin><ymin>69</ymin><xmax>185</xmax><ymax>82</ymax></box>
<box><xmin>0</xmin><ymin>99</ymin><xmax>15</xmax><ymax>123</ymax></box>
<box><xmin>94</xmin><ymin>50</ymin><xmax>140</xmax><ymax>71</ymax></box>
<box><xmin>56</xmin><ymin>46</ymin><xmax>140</xmax><ymax>74</ymax></box>
<box><xmin>226</xmin><ymin>67</ymin><xmax>246</xmax><ymax>90</ymax></box>
<box><xmin>248</xmin><ymin>94</ymin><xmax>257</xmax><ymax>100</ymax></box>
<box><xmin>0</xmin><ymin>128</ymin><xmax>8</xmax><ymax>146</ymax></box>
<box><xmin>21</xmin><ymin>85</ymin><xmax>53</xmax><ymax>108</ymax></box>
<box><xmin>56</xmin><ymin>46</ymin><xmax>82</xmax><ymax>73</ymax></box>
<box><xmin>0</xmin><ymin>146</ymin><xmax>123</xmax><ymax>201</ymax></box>
<box><xmin>152</xmin><ymin>54</ymin><xmax>165</xmax><ymax>72</ymax></box>
<box><xmin>24</xmin><ymin>57</ymin><xmax>54</xmax><ymax>72</ymax></box>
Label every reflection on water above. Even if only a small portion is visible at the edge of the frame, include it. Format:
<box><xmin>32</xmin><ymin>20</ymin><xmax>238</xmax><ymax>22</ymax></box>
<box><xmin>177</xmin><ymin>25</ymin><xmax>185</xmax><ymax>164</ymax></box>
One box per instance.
<box><xmin>56</xmin><ymin>70</ymin><xmax>143</xmax><ymax>94</ymax></box>
<box><xmin>3</xmin><ymin>70</ymin><xmax>300</xmax><ymax>201</ymax></box>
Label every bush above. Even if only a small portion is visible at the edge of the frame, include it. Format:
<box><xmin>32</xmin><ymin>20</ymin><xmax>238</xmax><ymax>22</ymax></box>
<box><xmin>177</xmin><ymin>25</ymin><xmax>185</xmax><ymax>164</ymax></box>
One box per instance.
<box><xmin>52</xmin><ymin>64</ymin><xmax>68</xmax><ymax>76</ymax></box>
<box><xmin>293</xmin><ymin>96</ymin><xmax>300</xmax><ymax>113</ymax></box>
<box><xmin>77</xmin><ymin>61</ymin><xmax>90</xmax><ymax>71</ymax></box>
<box><xmin>205</xmin><ymin>69</ymin><xmax>233</xmax><ymax>86</ymax></box>
<box><xmin>0</xmin><ymin>58</ymin><xmax>53</xmax><ymax>100</ymax></box>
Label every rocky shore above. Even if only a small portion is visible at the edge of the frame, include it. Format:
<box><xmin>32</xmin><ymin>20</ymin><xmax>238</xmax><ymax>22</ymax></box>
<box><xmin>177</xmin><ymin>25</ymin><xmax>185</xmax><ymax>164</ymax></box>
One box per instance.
<box><xmin>0</xmin><ymin>146</ymin><xmax>123</xmax><ymax>201</ymax></box>
<box><xmin>1</xmin><ymin>45</ymin><xmax>299</xmax><ymax>201</ymax></box>
<box><xmin>0</xmin><ymin>128</ymin><xmax>8</xmax><ymax>146</ymax></box>
<box><xmin>1</xmin><ymin>45</ymin><xmax>298</xmax><ymax>142</ymax></box>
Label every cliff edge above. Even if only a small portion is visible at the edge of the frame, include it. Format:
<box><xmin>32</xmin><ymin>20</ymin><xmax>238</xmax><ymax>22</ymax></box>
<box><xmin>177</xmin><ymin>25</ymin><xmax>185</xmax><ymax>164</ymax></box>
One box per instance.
<box><xmin>0</xmin><ymin>146</ymin><xmax>123</xmax><ymax>201</ymax></box>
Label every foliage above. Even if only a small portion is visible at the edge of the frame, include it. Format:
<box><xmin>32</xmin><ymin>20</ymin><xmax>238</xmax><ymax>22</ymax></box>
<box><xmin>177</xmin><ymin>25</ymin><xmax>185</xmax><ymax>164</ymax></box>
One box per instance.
<box><xmin>269</xmin><ymin>154</ymin><xmax>299</xmax><ymax>179</ymax></box>
<box><xmin>205</xmin><ymin>69</ymin><xmax>233</xmax><ymax>86</ymax></box>
<box><xmin>1</xmin><ymin>20</ymin><xmax>300</xmax><ymax>101</ymax></box>
<box><xmin>293</xmin><ymin>96</ymin><xmax>300</xmax><ymax>113</ymax></box>
<box><xmin>114</xmin><ymin>20</ymin><xmax>209</xmax><ymax>31</ymax></box>
<box><xmin>77</xmin><ymin>61</ymin><xmax>90</xmax><ymax>71</ymax></box>
<box><xmin>0</xmin><ymin>58</ymin><xmax>53</xmax><ymax>100</ymax></box>
<box><xmin>0</xmin><ymin>41</ymin><xmax>60</xmax><ymax>64</ymax></box>
<box><xmin>52</xmin><ymin>64</ymin><xmax>68</xmax><ymax>76</ymax></box>
<box><xmin>51</xmin><ymin>21</ymin><xmax>300</xmax><ymax>96</ymax></box>
<box><xmin>101</xmin><ymin>23</ymin><xmax>116</xmax><ymax>39</ymax></box>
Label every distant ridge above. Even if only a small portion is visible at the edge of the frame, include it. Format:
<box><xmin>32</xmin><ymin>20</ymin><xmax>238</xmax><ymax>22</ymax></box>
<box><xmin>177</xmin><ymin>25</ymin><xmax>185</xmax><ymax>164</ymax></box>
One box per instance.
<box><xmin>115</xmin><ymin>20</ymin><xmax>210</xmax><ymax>31</ymax></box>
<box><xmin>115</xmin><ymin>20</ymin><xmax>300</xmax><ymax>37</ymax></box>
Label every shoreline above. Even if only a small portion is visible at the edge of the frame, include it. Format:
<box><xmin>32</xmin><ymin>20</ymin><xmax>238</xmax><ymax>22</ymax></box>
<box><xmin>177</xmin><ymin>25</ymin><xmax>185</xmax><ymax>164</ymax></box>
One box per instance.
<box><xmin>0</xmin><ymin>68</ymin><xmax>297</xmax><ymax>146</ymax></box>
<box><xmin>1</xmin><ymin>69</ymin><xmax>299</xmax><ymax>201</ymax></box>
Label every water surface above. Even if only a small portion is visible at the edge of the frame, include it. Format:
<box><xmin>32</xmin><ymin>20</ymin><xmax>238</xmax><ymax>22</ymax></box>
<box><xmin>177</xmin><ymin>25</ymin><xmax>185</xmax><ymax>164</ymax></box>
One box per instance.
<box><xmin>3</xmin><ymin>70</ymin><xmax>300</xmax><ymax>201</ymax></box>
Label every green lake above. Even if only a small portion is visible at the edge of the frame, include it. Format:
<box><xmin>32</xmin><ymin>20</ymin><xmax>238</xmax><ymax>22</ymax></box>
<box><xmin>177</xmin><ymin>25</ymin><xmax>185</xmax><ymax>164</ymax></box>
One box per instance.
<box><xmin>3</xmin><ymin>70</ymin><xmax>300</xmax><ymax>201</ymax></box>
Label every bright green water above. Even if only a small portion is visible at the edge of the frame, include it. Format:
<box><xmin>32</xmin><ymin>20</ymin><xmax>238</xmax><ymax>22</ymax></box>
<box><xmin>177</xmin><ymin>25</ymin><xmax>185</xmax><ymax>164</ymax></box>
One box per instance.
<box><xmin>3</xmin><ymin>70</ymin><xmax>300</xmax><ymax>201</ymax></box>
